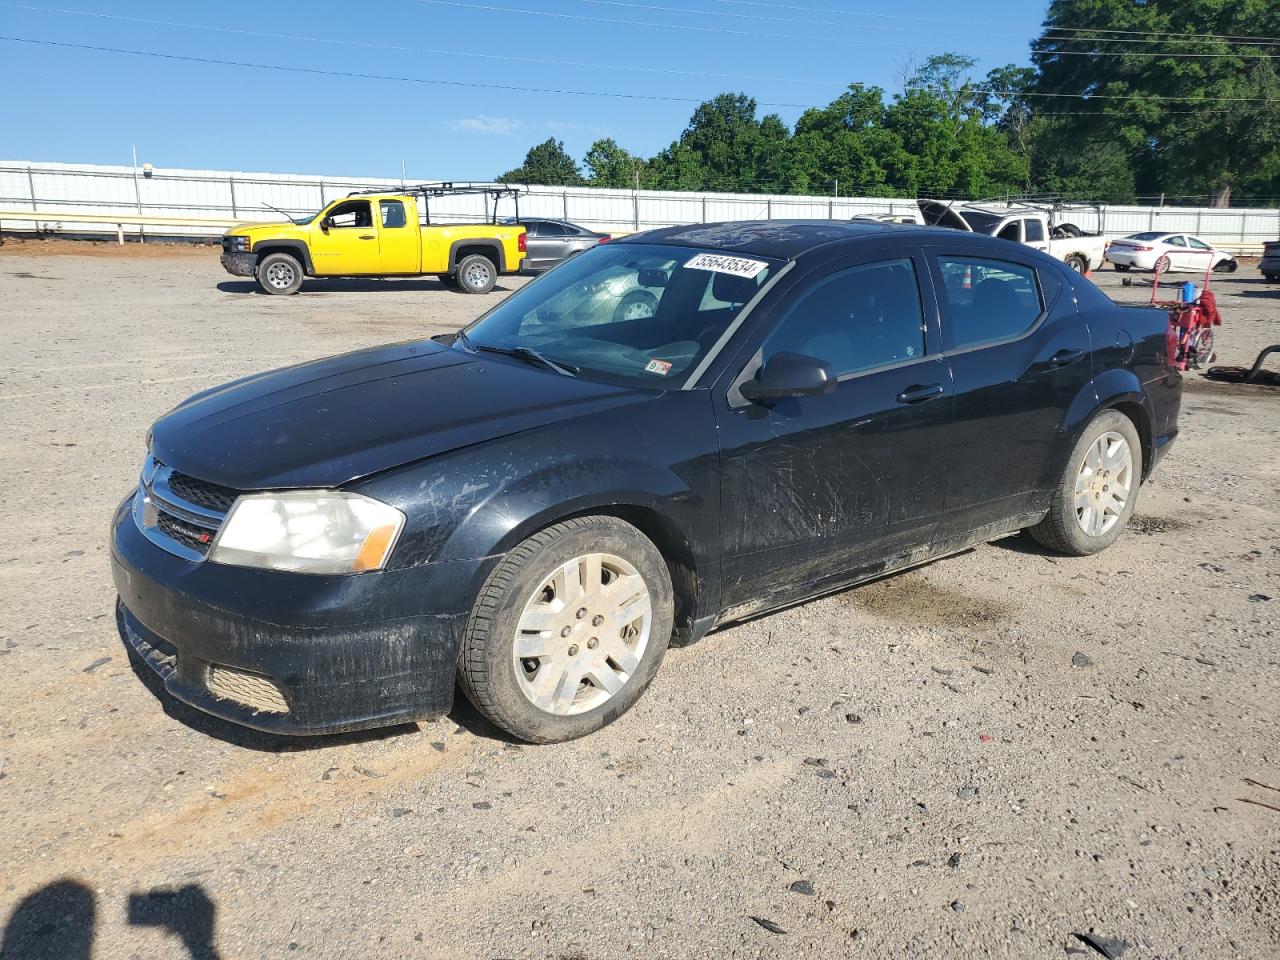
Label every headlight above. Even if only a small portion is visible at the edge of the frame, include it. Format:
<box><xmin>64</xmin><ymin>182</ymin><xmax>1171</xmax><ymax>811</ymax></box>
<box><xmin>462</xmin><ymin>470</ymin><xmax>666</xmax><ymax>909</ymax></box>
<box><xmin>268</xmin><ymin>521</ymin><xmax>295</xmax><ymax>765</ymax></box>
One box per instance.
<box><xmin>210</xmin><ymin>491</ymin><xmax>405</xmax><ymax>575</ymax></box>
<box><xmin>227</xmin><ymin>236</ymin><xmax>249</xmax><ymax>252</ymax></box>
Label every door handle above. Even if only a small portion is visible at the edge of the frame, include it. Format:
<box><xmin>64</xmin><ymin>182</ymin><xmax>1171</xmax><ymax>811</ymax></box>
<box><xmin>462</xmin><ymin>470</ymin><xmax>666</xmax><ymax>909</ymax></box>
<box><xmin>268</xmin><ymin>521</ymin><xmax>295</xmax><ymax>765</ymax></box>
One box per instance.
<box><xmin>1050</xmin><ymin>348</ymin><xmax>1085</xmax><ymax>367</ymax></box>
<box><xmin>896</xmin><ymin>383</ymin><xmax>945</xmax><ymax>404</ymax></box>
<box><xmin>358</xmin><ymin>234</ymin><xmax>376</xmax><ymax>240</ymax></box>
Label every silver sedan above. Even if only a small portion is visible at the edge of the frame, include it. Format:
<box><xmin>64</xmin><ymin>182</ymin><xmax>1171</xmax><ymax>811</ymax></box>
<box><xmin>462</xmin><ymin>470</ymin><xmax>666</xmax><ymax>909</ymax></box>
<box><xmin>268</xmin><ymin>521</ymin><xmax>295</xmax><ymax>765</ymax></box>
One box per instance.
<box><xmin>517</xmin><ymin>219</ymin><xmax>610</xmax><ymax>271</ymax></box>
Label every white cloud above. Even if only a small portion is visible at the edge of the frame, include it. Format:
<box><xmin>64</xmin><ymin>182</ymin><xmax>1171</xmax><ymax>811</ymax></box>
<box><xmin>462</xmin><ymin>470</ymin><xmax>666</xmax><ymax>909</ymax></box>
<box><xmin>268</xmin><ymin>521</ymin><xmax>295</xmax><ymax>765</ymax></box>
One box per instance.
<box><xmin>449</xmin><ymin>115</ymin><xmax>522</xmax><ymax>136</ymax></box>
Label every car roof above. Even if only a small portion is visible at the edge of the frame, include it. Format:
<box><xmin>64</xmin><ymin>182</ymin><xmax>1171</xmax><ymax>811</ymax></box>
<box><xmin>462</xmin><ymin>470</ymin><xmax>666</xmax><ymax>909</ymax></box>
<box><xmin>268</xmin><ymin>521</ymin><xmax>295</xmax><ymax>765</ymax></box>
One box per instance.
<box><xmin>618</xmin><ymin>219</ymin><xmax>1006</xmax><ymax>260</ymax></box>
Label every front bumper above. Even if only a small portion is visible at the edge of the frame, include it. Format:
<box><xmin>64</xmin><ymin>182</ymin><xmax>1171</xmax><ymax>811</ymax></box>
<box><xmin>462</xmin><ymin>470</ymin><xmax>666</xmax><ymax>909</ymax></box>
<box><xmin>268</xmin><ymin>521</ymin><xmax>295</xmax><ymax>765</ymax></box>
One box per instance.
<box><xmin>220</xmin><ymin>250</ymin><xmax>257</xmax><ymax>277</ymax></box>
<box><xmin>110</xmin><ymin>495</ymin><xmax>495</xmax><ymax>735</ymax></box>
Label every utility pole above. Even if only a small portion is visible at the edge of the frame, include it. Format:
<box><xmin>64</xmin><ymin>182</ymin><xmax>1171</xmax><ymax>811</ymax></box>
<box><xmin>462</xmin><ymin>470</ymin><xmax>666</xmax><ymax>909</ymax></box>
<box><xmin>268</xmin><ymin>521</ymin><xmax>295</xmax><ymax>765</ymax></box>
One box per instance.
<box><xmin>131</xmin><ymin>144</ymin><xmax>144</xmax><ymax>244</ymax></box>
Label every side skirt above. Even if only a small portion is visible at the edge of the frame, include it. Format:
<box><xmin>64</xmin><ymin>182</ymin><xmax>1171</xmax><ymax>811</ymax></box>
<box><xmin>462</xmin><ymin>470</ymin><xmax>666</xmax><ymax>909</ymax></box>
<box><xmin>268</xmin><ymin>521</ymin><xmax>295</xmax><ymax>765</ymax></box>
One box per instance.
<box><xmin>704</xmin><ymin>511</ymin><xmax>1047</xmax><ymax>635</ymax></box>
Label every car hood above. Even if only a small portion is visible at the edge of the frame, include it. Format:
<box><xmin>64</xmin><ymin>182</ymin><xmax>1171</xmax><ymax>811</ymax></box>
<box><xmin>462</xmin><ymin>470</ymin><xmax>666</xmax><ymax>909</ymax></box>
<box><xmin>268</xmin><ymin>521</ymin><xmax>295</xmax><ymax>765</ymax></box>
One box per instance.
<box><xmin>149</xmin><ymin>340</ymin><xmax>649</xmax><ymax>489</ymax></box>
<box><xmin>917</xmin><ymin>199</ymin><xmax>973</xmax><ymax>232</ymax></box>
<box><xmin>225</xmin><ymin>222</ymin><xmax>311</xmax><ymax>241</ymax></box>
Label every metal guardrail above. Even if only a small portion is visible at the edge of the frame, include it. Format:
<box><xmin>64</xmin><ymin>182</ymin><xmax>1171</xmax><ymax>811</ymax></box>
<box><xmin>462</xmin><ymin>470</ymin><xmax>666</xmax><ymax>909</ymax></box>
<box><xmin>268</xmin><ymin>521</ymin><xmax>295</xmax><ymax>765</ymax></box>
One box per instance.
<box><xmin>0</xmin><ymin>209</ymin><xmax>239</xmax><ymax>242</ymax></box>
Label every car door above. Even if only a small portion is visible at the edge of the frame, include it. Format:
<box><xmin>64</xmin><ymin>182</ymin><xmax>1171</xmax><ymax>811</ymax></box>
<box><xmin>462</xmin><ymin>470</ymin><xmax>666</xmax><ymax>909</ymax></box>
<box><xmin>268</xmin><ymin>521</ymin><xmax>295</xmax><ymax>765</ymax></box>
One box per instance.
<box><xmin>928</xmin><ymin>249</ymin><xmax>1092</xmax><ymax>541</ymax></box>
<box><xmin>376</xmin><ymin>198</ymin><xmax>419</xmax><ymax>274</ymax></box>
<box><xmin>1022</xmin><ymin>217</ymin><xmax>1049</xmax><ymax>254</ymax></box>
<box><xmin>714</xmin><ymin>252</ymin><xmax>954</xmax><ymax>613</ymax></box>
<box><xmin>1163</xmin><ymin>235</ymin><xmax>1189</xmax><ymax>270</ymax></box>
<box><xmin>309</xmin><ymin>199</ymin><xmax>380</xmax><ymax>275</ymax></box>
<box><xmin>1184</xmin><ymin>235</ymin><xmax>1216</xmax><ymax>274</ymax></box>
<box><xmin>524</xmin><ymin>221</ymin><xmax>569</xmax><ymax>270</ymax></box>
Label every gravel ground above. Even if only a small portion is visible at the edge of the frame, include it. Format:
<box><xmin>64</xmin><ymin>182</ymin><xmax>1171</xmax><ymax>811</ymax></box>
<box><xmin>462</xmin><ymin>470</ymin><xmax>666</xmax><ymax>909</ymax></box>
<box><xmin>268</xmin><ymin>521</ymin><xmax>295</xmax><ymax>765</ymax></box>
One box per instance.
<box><xmin>0</xmin><ymin>245</ymin><xmax>1277</xmax><ymax>960</ymax></box>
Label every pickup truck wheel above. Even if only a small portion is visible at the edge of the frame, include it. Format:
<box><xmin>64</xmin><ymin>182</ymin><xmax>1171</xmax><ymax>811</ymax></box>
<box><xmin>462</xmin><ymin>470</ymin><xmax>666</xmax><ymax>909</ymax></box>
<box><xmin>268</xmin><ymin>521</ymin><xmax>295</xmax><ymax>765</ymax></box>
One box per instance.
<box><xmin>255</xmin><ymin>253</ymin><xmax>303</xmax><ymax>295</ymax></box>
<box><xmin>457</xmin><ymin>515</ymin><xmax>674</xmax><ymax>743</ymax></box>
<box><xmin>1029</xmin><ymin>410</ymin><xmax>1141</xmax><ymax>556</ymax></box>
<box><xmin>1064</xmin><ymin>254</ymin><xmax>1088</xmax><ymax>274</ymax></box>
<box><xmin>456</xmin><ymin>254</ymin><xmax>497</xmax><ymax>294</ymax></box>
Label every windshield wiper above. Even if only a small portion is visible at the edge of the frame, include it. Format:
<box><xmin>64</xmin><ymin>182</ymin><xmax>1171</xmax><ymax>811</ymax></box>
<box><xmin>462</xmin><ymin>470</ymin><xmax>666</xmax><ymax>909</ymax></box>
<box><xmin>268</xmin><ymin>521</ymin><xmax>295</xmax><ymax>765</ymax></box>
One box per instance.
<box><xmin>472</xmin><ymin>343</ymin><xmax>579</xmax><ymax>377</ymax></box>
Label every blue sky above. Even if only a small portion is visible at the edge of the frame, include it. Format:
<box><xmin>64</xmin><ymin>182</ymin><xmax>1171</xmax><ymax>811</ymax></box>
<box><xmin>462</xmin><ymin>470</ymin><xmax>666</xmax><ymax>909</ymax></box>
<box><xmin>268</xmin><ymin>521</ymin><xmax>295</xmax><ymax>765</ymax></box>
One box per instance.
<box><xmin>1</xmin><ymin>1</ymin><xmax>1050</xmax><ymax>179</ymax></box>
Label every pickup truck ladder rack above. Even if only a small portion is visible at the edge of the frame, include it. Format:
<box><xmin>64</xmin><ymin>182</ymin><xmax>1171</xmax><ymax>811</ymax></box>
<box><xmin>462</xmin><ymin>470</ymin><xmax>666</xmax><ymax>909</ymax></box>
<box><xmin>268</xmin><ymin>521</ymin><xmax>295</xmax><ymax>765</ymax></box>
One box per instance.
<box><xmin>346</xmin><ymin>182</ymin><xmax>521</xmax><ymax>224</ymax></box>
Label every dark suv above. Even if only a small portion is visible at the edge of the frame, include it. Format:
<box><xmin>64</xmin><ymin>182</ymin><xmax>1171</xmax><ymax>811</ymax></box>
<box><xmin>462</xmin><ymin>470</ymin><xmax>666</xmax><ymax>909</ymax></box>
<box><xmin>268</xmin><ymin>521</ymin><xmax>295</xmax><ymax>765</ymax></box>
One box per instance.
<box><xmin>111</xmin><ymin>221</ymin><xmax>1181</xmax><ymax>743</ymax></box>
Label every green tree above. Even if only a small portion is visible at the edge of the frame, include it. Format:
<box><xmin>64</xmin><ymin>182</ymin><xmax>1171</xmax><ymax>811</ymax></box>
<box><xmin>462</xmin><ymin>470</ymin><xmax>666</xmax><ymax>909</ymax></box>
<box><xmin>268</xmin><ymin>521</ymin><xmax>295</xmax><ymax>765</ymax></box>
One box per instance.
<box><xmin>1033</xmin><ymin>0</ymin><xmax>1280</xmax><ymax>205</ymax></box>
<box><xmin>498</xmin><ymin>138</ymin><xmax>584</xmax><ymax>186</ymax></box>
<box><xmin>583</xmin><ymin>138</ymin><xmax>645</xmax><ymax>188</ymax></box>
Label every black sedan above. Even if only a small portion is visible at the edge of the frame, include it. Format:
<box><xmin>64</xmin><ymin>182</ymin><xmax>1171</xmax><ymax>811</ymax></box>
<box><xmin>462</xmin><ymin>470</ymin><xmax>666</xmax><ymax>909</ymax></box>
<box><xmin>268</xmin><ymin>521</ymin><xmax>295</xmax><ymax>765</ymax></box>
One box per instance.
<box><xmin>111</xmin><ymin>221</ymin><xmax>1181</xmax><ymax>743</ymax></box>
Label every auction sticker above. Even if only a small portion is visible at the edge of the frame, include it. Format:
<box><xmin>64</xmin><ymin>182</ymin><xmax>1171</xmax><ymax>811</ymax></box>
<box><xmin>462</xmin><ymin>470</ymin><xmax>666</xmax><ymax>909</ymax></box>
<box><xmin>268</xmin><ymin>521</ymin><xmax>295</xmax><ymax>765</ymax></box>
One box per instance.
<box><xmin>684</xmin><ymin>252</ymin><xmax>769</xmax><ymax>279</ymax></box>
<box><xmin>645</xmin><ymin>359</ymin><xmax>673</xmax><ymax>376</ymax></box>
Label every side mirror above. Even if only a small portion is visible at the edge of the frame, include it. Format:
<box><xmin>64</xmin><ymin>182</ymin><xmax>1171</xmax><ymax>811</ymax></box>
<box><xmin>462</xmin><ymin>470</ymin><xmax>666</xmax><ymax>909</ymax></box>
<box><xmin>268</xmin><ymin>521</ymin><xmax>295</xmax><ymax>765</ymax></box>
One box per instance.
<box><xmin>738</xmin><ymin>352</ymin><xmax>836</xmax><ymax>404</ymax></box>
<box><xmin>320</xmin><ymin>217</ymin><xmax>332</xmax><ymax>232</ymax></box>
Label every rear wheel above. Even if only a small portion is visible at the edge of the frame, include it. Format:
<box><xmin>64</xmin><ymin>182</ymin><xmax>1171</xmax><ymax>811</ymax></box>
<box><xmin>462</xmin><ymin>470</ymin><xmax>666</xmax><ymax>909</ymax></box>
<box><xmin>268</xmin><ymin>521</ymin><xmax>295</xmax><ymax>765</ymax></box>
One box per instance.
<box><xmin>1064</xmin><ymin>254</ymin><xmax>1088</xmax><ymax>274</ymax></box>
<box><xmin>457</xmin><ymin>516</ymin><xmax>674</xmax><ymax>743</ymax></box>
<box><xmin>455</xmin><ymin>254</ymin><xmax>497</xmax><ymax>294</ymax></box>
<box><xmin>255</xmin><ymin>252</ymin><xmax>304</xmax><ymax>295</ymax></box>
<box><xmin>1029</xmin><ymin>410</ymin><xmax>1141</xmax><ymax>556</ymax></box>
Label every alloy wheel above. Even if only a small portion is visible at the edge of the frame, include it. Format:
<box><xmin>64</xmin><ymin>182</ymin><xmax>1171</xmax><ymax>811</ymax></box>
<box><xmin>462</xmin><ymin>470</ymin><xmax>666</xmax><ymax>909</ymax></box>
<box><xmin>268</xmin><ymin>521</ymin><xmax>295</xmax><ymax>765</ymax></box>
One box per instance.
<box><xmin>512</xmin><ymin>552</ymin><xmax>652</xmax><ymax>716</ymax></box>
<box><xmin>1074</xmin><ymin>431</ymin><xmax>1133</xmax><ymax>537</ymax></box>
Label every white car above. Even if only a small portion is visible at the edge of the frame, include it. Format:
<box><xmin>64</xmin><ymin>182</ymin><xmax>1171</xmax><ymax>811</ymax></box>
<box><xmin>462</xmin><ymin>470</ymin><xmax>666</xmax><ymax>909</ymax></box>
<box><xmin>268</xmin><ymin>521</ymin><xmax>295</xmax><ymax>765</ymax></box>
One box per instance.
<box><xmin>1106</xmin><ymin>232</ymin><xmax>1238</xmax><ymax>274</ymax></box>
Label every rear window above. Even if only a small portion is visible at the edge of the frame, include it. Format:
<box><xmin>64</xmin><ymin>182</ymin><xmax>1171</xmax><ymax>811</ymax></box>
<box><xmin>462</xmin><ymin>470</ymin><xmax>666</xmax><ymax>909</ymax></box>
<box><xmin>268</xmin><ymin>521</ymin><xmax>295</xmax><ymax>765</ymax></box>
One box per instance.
<box><xmin>936</xmin><ymin>257</ymin><xmax>1044</xmax><ymax>350</ymax></box>
<box><xmin>1126</xmin><ymin>232</ymin><xmax>1165</xmax><ymax>242</ymax></box>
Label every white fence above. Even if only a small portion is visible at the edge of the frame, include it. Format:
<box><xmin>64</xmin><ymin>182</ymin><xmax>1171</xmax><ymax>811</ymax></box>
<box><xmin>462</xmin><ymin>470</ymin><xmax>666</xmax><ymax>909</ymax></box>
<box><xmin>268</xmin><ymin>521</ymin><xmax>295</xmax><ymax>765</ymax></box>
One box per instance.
<box><xmin>3</xmin><ymin>160</ymin><xmax>1278</xmax><ymax>252</ymax></box>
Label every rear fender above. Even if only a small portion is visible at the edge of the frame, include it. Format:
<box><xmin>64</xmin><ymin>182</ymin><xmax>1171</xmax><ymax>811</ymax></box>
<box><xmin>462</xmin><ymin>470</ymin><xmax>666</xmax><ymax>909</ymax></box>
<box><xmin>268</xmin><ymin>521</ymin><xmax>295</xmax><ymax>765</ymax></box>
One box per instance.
<box><xmin>1068</xmin><ymin>368</ymin><xmax>1156</xmax><ymax>474</ymax></box>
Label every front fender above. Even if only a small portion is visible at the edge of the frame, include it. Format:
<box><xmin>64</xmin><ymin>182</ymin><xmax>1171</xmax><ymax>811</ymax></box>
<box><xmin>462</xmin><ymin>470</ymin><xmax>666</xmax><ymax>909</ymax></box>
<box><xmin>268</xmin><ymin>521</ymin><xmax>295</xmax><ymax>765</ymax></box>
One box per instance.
<box><xmin>353</xmin><ymin>389</ymin><xmax>721</xmax><ymax>584</ymax></box>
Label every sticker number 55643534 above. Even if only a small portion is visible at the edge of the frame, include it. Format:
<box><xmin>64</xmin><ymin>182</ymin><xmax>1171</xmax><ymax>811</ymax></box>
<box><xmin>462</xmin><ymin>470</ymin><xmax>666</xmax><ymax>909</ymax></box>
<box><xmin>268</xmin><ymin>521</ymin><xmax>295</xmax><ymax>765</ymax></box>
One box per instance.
<box><xmin>684</xmin><ymin>252</ymin><xmax>770</xmax><ymax>279</ymax></box>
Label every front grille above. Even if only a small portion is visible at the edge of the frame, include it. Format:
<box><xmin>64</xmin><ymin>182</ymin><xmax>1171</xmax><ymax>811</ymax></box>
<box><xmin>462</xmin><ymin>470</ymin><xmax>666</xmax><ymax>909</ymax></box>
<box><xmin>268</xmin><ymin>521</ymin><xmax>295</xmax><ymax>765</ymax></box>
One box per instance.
<box><xmin>134</xmin><ymin>456</ymin><xmax>242</xmax><ymax>561</ymax></box>
<box><xmin>167</xmin><ymin>471</ymin><xmax>239</xmax><ymax>513</ymax></box>
<box><xmin>156</xmin><ymin>511</ymin><xmax>216</xmax><ymax>555</ymax></box>
<box><xmin>206</xmin><ymin>665</ymin><xmax>289</xmax><ymax>714</ymax></box>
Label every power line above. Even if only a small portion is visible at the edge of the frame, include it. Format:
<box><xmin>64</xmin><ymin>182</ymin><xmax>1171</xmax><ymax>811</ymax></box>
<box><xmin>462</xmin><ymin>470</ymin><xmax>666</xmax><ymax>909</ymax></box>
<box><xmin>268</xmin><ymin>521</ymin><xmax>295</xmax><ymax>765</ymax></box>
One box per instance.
<box><xmin>0</xmin><ymin>34</ymin><xmax>802</xmax><ymax>106</ymax></box>
<box><xmin>0</xmin><ymin>2</ymin><xmax>832</xmax><ymax>85</ymax></box>
<box><xmin>704</xmin><ymin>0</ymin><xmax>1280</xmax><ymax>44</ymax></box>
<box><xmin>5</xmin><ymin>33</ymin><xmax>1278</xmax><ymax>107</ymax></box>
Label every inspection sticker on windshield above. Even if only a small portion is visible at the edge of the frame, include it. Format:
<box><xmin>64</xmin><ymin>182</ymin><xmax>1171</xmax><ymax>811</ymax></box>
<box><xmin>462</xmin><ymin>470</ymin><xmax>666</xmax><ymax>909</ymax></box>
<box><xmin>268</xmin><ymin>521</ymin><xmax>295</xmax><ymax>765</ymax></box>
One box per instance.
<box><xmin>684</xmin><ymin>252</ymin><xmax>769</xmax><ymax>279</ymax></box>
<box><xmin>645</xmin><ymin>359</ymin><xmax>673</xmax><ymax>376</ymax></box>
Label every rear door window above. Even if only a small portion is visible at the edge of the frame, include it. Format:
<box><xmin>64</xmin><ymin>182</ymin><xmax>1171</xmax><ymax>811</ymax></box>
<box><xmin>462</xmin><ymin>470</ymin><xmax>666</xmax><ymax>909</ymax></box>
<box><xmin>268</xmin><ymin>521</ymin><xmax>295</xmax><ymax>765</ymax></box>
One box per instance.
<box><xmin>379</xmin><ymin>200</ymin><xmax>407</xmax><ymax>229</ymax></box>
<box><xmin>1024</xmin><ymin>219</ymin><xmax>1045</xmax><ymax>243</ymax></box>
<box><xmin>761</xmin><ymin>258</ymin><xmax>926</xmax><ymax>377</ymax></box>
<box><xmin>935</xmin><ymin>256</ymin><xmax>1044</xmax><ymax>351</ymax></box>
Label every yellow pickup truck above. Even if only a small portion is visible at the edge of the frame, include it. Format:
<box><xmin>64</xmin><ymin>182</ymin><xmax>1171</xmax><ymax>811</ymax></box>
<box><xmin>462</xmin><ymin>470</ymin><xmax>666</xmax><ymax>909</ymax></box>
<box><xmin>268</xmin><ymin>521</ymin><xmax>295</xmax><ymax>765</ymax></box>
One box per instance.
<box><xmin>220</xmin><ymin>184</ymin><xmax>526</xmax><ymax>295</ymax></box>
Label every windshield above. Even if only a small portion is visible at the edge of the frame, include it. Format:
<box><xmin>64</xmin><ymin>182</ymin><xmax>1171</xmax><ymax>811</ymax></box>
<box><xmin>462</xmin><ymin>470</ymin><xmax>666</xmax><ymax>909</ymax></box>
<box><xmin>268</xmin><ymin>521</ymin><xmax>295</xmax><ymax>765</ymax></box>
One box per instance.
<box><xmin>461</xmin><ymin>243</ymin><xmax>782</xmax><ymax>388</ymax></box>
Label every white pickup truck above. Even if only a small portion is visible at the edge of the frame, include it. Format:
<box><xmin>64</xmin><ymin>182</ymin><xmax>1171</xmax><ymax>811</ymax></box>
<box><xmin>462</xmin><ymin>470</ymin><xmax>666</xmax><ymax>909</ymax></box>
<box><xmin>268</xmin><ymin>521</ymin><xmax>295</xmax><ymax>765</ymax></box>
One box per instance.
<box><xmin>918</xmin><ymin>200</ymin><xmax>1108</xmax><ymax>275</ymax></box>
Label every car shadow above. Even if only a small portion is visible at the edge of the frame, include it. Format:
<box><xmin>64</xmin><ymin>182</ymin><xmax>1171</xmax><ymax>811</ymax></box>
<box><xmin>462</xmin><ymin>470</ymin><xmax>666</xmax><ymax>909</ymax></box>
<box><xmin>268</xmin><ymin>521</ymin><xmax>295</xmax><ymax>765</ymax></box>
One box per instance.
<box><xmin>987</xmin><ymin>530</ymin><xmax>1060</xmax><ymax>557</ymax></box>
<box><xmin>216</xmin><ymin>279</ymin><xmax>518</xmax><ymax>295</ymax></box>
<box><xmin>1233</xmin><ymin>289</ymin><xmax>1280</xmax><ymax>299</ymax></box>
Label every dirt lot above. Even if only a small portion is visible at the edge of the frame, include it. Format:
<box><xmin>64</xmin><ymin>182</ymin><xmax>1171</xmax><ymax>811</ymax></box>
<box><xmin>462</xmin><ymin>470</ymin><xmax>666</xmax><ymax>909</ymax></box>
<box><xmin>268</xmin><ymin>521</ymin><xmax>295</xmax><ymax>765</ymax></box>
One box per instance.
<box><xmin>0</xmin><ymin>247</ymin><xmax>1277</xmax><ymax>960</ymax></box>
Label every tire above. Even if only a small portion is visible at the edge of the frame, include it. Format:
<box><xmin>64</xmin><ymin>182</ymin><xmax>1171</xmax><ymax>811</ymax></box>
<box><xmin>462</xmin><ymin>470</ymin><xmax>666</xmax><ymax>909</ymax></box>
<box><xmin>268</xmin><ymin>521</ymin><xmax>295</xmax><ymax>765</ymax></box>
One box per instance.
<box><xmin>612</xmin><ymin>289</ymin><xmax>659</xmax><ymax>324</ymax></box>
<box><xmin>1029</xmin><ymin>410</ymin><xmax>1142</xmax><ymax>556</ymax></box>
<box><xmin>454</xmin><ymin>254</ymin><xmax>497</xmax><ymax>294</ymax></box>
<box><xmin>1113</xmin><ymin>264</ymin><xmax>1131</xmax><ymax>272</ymax></box>
<box><xmin>1153</xmin><ymin>255</ymin><xmax>1171</xmax><ymax>274</ymax></box>
<box><xmin>1052</xmin><ymin>222</ymin><xmax>1083</xmax><ymax>239</ymax></box>
<box><xmin>1264</xmin><ymin>273</ymin><xmax>1280</xmax><ymax>283</ymax></box>
<box><xmin>1064</xmin><ymin>254</ymin><xmax>1088</xmax><ymax>274</ymax></box>
<box><xmin>1213</xmin><ymin>259</ymin><xmax>1237</xmax><ymax>274</ymax></box>
<box><xmin>255</xmin><ymin>252</ymin><xmax>304</xmax><ymax>295</ymax></box>
<box><xmin>1193</xmin><ymin>328</ymin><xmax>1215</xmax><ymax>367</ymax></box>
<box><xmin>457</xmin><ymin>515</ymin><xmax>674</xmax><ymax>743</ymax></box>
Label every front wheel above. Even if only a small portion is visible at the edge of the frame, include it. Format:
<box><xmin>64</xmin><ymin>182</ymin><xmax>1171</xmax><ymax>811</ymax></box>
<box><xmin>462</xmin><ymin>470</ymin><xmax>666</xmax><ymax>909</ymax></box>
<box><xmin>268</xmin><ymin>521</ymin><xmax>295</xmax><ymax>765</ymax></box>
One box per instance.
<box><xmin>1029</xmin><ymin>410</ymin><xmax>1141</xmax><ymax>556</ymax></box>
<box><xmin>454</xmin><ymin>254</ymin><xmax>497</xmax><ymax>294</ymax></box>
<box><xmin>1154</xmin><ymin>255</ymin><xmax>1171</xmax><ymax>274</ymax></box>
<box><xmin>255</xmin><ymin>253</ymin><xmax>304</xmax><ymax>295</ymax></box>
<box><xmin>457</xmin><ymin>516</ymin><xmax>674</xmax><ymax>743</ymax></box>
